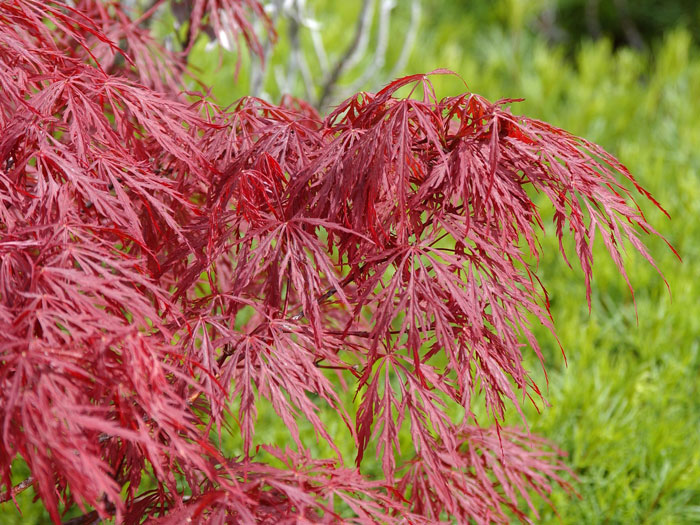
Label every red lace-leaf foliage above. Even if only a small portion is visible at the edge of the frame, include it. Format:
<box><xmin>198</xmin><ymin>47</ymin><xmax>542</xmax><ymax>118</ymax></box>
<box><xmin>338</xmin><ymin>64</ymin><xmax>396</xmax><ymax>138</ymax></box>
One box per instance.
<box><xmin>0</xmin><ymin>2</ymin><xmax>669</xmax><ymax>524</ymax></box>
<box><xmin>177</xmin><ymin>0</ymin><xmax>273</xmax><ymax>58</ymax></box>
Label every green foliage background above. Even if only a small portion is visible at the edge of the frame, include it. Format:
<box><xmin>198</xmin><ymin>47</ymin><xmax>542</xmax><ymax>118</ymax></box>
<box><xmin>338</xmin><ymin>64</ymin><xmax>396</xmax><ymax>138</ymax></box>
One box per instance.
<box><xmin>3</xmin><ymin>1</ymin><xmax>699</xmax><ymax>523</ymax></box>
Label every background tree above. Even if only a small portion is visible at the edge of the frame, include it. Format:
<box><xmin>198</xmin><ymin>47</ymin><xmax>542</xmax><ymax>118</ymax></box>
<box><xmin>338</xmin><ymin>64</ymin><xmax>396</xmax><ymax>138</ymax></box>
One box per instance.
<box><xmin>0</xmin><ymin>1</ymin><xmax>671</xmax><ymax>523</ymax></box>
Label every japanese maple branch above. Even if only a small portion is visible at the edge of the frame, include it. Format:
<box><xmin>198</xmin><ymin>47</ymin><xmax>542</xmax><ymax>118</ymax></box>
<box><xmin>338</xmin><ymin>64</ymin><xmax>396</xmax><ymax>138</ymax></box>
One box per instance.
<box><xmin>94</xmin><ymin>279</ymin><xmax>365</xmax><ymax>444</ymax></box>
<box><xmin>209</xmin><ymin>260</ymin><xmax>387</xmax><ymax>373</ymax></box>
<box><xmin>62</xmin><ymin>499</ymin><xmax>115</xmax><ymax>525</ymax></box>
<box><xmin>214</xmin><ymin>283</ymin><xmax>344</xmax><ymax>369</ymax></box>
<box><xmin>0</xmin><ymin>477</ymin><xmax>34</xmax><ymax>504</ymax></box>
<box><xmin>100</xmin><ymin>260</ymin><xmax>388</xmax><ymax>440</ymax></box>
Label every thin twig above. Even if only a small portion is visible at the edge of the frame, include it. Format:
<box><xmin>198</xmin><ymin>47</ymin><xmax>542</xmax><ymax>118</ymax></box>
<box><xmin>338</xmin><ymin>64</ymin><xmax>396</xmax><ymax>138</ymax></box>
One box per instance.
<box><xmin>0</xmin><ymin>477</ymin><xmax>34</xmax><ymax>504</ymax></box>
<box><xmin>317</xmin><ymin>0</ymin><xmax>374</xmax><ymax>110</ymax></box>
<box><xmin>62</xmin><ymin>497</ymin><xmax>115</xmax><ymax>525</ymax></box>
<box><xmin>62</xmin><ymin>510</ymin><xmax>102</xmax><ymax>525</ymax></box>
<box><xmin>295</xmin><ymin>34</ymin><xmax>315</xmax><ymax>102</ymax></box>
<box><xmin>309</xmin><ymin>10</ymin><xmax>329</xmax><ymax>73</ymax></box>
<box><xmin>250</xmin><ymin>0</ymin><xmax>283</xmax><ymax>97</ymax></box>
<box><xmin>286</xmin><ymin>6</ymin><xmax>316</xmax><ymax>100</ymax></box>
<box><xmin>132</xmin><ymin>0</ymin><xmax>168</xmax><ymax>27</ymax></box>
<box><xmin>288</xmin><ymin>286</ymin><xmax>336</xmax><ymax>320</ymax></box>
<box><xmin>180</xmin><ymin>284</ymin><xmax>346</xmax><ymax>408</ymax></box>
<box><xmin>387</xmin><ymin>0</ymin><xmax>420</xmax><ymax>79</ymax></box>
<box><xmin>348</xmin><ymin>0</ymin><xmax>393</xmax><ymax>93</ymax></box>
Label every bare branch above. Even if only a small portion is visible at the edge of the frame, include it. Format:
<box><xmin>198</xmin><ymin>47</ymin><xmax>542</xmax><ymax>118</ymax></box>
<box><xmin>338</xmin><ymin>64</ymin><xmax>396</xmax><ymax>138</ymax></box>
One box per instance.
<box><xmin>62</xmin><ymin>497</ymin><xmax>115</xmax><ymax>525</ymax></box>
<box><xmin>347</xmin><ymin>0</ymin><xmax>394</xmax><ymax>93</ymax></box>
<box><xmin>317</xmin><ymin>0</ymin><xmax>375</xmax><ymax>109</ymax></box>
<box><xmin>250</xmin><ymin>0</ymin><xmax>284</xmax><ymax>97</ymax></box>
<box><xmin>613</xmin><ymin>0</ymin><xmax>644</xmax><ymax>49</ymax></box>
<box><xmin>309</xmin><ymin>11</ymin><xmax>329</xmax><ymax>73</ymax></box>
<box><xmin>62</xmin><ymin>510</ymin><xmax>102</xmax><ymax>525</ymax></box>
<box><xmin>387</xmin><ymin>0</ymin><xmax>421</xmax><ymax>79</ymax></box>
<box><xmin>294</xmin><ymin>34</ymin><xmax>315</xmax><ymax>100</ymax></box>
<box><xmin>285</xmin><ymin>8</ymin><xmax>302</xmax><ymax>93</ymax></box>
<box><xmin>0</xmin><ymin>477</ymin><xmax>34</xmax><ymax>505</ymax></box>
<box><xmin>584</xmin><ymin>0</ymin><xmax>602</xmax><ymax>39</ymax></box>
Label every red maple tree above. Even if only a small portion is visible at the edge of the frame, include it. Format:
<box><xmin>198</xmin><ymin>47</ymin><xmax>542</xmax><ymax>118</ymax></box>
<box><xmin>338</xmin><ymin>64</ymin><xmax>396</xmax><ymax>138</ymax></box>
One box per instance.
<box><xmin>0</xmin><ymin>1</ymin><xmax>670</xmax><ymax>523</ymax></box>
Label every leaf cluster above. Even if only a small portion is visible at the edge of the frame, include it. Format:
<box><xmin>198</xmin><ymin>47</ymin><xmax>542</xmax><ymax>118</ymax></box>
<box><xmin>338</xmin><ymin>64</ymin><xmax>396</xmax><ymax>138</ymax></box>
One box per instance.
<box><xmin>0</xmin><ymin>1</ymin><xmax>669</xmax><ymax>523</ymax></box>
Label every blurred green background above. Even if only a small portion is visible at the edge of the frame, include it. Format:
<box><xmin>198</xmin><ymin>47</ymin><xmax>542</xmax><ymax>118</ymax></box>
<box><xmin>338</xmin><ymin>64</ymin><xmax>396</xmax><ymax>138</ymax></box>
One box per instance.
<box><xmin>4</xmin><ymin>0</ymin><xmax>700</xmax><ymax>523</ymax></box>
